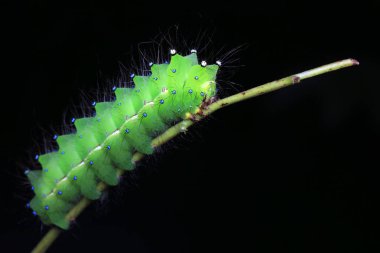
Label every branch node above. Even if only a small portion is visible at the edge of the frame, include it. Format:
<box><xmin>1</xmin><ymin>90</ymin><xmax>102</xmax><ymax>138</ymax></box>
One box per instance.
<box><xmin>292</xmin><ymin>75</ymin><xmax>301</xmax><ymax>84</ymax></box>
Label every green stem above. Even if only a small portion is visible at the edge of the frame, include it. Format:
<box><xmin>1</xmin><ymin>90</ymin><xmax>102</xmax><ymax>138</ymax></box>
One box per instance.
<box><xmin>31</xmin><ymin>58</ymin><xmax>358</xmax><ymax>253</ymax></box>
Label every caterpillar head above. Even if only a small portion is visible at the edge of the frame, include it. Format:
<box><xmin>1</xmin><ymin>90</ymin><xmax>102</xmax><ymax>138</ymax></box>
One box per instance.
<box><xmin>200</xmin><ymin>80</ymin><xmax>217</xmax><ymax>101</ymax></box>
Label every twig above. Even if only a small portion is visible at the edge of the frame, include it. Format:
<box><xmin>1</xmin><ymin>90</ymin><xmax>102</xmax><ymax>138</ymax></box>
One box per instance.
<box><xmin>31</xmin><ymin>58</ymin><xmax>359</xmax><ymax>253</ymax></box>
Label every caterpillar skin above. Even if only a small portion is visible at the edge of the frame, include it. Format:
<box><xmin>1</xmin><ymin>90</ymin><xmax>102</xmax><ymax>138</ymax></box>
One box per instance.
<box><xmin>26</xmin><ymin>51</ymin><xmax>219</xmax><ymax>230</ymax></box>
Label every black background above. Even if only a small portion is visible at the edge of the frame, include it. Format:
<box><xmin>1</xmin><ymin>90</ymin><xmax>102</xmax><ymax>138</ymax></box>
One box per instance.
<box><xmin>1</xmin><ymin>1</ymin><xmax>379</xmax><ymax>252</ymax></box>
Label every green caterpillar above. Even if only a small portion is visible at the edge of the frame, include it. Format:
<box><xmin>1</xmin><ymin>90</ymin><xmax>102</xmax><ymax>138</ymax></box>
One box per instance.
<box><xmin>26</xmin><ymin>49</ymin><xmax>219</xmax><ymax>230</ymax></box>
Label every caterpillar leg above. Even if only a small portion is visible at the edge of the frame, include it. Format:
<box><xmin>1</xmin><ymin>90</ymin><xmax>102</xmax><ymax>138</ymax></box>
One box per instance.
<box><xmin>200</xmin><ymin>96</ymin><xmax>218</xmax><ymax>110</ymax></box>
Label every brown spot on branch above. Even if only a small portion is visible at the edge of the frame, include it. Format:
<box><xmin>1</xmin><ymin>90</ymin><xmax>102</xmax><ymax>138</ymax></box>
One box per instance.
<box><xmin>292</xmin><ymin>76</ymin><xmax>301</xmax><ymax>84</ymax></box>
